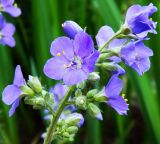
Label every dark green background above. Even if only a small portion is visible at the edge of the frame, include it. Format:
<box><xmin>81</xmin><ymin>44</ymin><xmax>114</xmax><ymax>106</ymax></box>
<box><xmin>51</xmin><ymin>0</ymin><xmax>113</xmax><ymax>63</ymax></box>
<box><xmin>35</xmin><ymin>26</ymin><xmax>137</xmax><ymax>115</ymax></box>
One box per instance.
<box><xmin>0</xmin><ymin>0</ymin><xmax>160</xmax><ymax>144</ymax></box>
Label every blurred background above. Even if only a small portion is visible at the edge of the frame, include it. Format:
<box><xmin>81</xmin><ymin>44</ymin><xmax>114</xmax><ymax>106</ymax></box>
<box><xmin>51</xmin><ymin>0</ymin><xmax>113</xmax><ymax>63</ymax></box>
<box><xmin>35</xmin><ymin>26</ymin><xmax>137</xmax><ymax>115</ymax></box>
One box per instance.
<box><xmin>0</xmin><ymin>0</ymin><xmax>160</xmax><ymax>144</ymax></box>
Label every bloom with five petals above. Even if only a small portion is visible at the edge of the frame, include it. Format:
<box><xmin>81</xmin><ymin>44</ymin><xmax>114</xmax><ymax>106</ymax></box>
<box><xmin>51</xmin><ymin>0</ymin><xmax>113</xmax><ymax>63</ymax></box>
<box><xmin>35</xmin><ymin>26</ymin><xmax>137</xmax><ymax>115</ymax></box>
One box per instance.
<box><xmin>44</xmin><ymin>32</ymin><xmax>99</xmax><ymax>85</ymax></box>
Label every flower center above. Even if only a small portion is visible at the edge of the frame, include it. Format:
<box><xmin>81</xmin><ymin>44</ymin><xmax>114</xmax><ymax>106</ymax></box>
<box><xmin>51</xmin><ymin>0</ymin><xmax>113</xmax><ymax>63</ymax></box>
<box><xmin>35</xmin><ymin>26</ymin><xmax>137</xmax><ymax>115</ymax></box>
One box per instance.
<box><xmin>71</xmin><ymin>56</ymin><xmax>82</xmax><ymax>69</ymax></box>
<box><xmin>62</xmin><ymin>56</ymin><xmax>83</xmax><ymax>70</ymax></box>
<box><xmin>0</xmin><ymin>32</ymin><xmax>2</xmax><ymax>39</ymax></box>
<box><xmin>0</xmin><ymin>4</ymin><xmax>3</xmax><ymax>11</ymax></box>
<box><xmin>56</xmin><ymin>51</ymin><xmax>82</xmax><ymax>70</ymax></box>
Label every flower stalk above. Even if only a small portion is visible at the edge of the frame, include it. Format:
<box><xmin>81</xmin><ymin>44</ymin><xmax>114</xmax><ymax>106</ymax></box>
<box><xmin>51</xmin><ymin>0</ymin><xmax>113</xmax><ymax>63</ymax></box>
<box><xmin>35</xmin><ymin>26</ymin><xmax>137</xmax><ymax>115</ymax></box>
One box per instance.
<box><xmin>43</xmin><ymin>85</ymin><xmax>75</xmax><ymax>144</ymax></box>
<box><xmin>99</xmin><ymin>30</ymin><xmax>122</xmax><ymax>52</ymax></box>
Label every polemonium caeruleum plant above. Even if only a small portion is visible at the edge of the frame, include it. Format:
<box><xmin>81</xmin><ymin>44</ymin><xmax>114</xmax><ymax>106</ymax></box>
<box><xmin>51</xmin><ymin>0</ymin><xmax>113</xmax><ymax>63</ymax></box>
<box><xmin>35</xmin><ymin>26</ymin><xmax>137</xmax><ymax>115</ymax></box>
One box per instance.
<box><xmin>1</xmin><ymin>3</ymin><xmax>157</xmax><ymax>144</ymax></box>
<box><xmin>0</xmin><ymin>0</ymin><xmax>21</xmax><ymax>47</ymax></box>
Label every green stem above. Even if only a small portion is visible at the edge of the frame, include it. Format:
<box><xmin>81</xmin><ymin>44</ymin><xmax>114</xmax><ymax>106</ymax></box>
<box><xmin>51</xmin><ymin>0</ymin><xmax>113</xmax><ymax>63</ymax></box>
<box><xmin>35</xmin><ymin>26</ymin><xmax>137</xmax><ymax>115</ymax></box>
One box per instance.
<box><xmin>43</xmin><ymin>85</ymin><xmax>75</xmax><ymax>144</ymax></box>
<box><xmin>99</xmin><ymin>30</ymin><xmax>122</xmax><ymax>52</ymax></box>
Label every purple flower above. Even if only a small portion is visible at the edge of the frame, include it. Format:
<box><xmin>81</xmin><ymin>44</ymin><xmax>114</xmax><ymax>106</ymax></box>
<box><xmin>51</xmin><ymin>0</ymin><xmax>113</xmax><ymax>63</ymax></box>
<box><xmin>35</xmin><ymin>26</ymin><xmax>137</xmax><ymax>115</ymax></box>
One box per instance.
<box><xmin>96</xmin><ymin>26</ymin><xmax>126</xmax><ymax>62</ymax></box>
<box><xmin>96</xmin><ymin>25</ymin><xmax>126</xmax><ymax>50</ymax></box>
<box><xmin>2</xmin><ymin>65</ymin><xmax>25</xmax><ymax>116</ymax></box>
<box><xmin>44</xmin><ymin>32</ymin><xmax>99</xmax><ymax>85</ymax></box>
<box><xmin>62</xmin><ymin>20</ymin><xmax>83</xmax><ymax>39</ymax></box>
<box><xmin>105</xmin><ymin>75</ymin><xmax>128</xmax><ymax>115</ymax></box>
<box><xmin>0</xmin><ymin>0</ymin><xmax>21</xmax><ymax>17</ymax></box>
<box><xmin>0</xmin><ymin>15</ymin><xmax>15</xmax><ymax>47</ymax></box>
<box><xmin>125</xmin><ymin>3</ymin><xmax>157</xmax><ymax>38</ymax></box>
<box><xmin>120</xmin><ymin>40</ymin><xmax>153</xmax><ymax>75</ymax></box>
<box><xmin>96</xmin><ymin>26</ymin><xmax>126</xmax><ymax>75</ymax></box>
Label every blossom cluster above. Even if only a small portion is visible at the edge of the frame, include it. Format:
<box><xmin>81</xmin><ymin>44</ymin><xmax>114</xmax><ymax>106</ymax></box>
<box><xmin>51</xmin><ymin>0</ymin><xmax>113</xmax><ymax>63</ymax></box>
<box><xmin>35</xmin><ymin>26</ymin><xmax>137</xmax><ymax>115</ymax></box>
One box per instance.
<box><xmin>1</xmin><ymin>3</ymin><xmax>157</xmax><ymax>144</ymax></box>
<box><xmin>0</xmin><ymin>0</ymin><xmax>21</xmax><ymax>47</ymax></box>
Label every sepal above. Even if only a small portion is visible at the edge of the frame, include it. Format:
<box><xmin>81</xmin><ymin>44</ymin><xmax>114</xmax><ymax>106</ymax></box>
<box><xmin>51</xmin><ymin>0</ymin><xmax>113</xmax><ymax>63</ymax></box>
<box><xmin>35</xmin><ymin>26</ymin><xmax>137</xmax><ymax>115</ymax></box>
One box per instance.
<box><xmin>75</xmin><ymin>96</ymin><xmax>87</xmax><ymax>110</ymax></box>
<box><xmin>88</xmin><ymin>72</ymin><xmax>100</xmax><ymax>82</ymax></box>
<box><xmin>20</xmin><ymin>85</ymin><xmax>34</xmax><ymax>96</ymax></box>
<box><xmin>88</xmin><ymin>103</ymin><xmax>102</xmax><ymax>119</ymax></box>
<box><xmin>27</xmin><ymin>76</ymin><xmax>42</xmax><ymax>93</ymax></box>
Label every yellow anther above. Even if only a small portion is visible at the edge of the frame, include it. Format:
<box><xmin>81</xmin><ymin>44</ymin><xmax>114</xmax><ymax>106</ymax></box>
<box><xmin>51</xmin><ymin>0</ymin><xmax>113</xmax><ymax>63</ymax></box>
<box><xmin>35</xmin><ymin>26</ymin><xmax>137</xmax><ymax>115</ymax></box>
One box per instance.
<box><xmin>63</xmin><ymin>64</ymin><xmax>67</xmax><ymax>69</ymax></box>
<box><xmin>122</xmin><ymin>93</ymin><xmax>125</xmax><ymax>98</ymax></box>
<box><xmin>14</xmin><ymin>3</ymin><xmax>18</xmax><ymax>7</ymax></box>
<box><xmin>125</xmin><ymin>98</ymin><xmax>128</xmax><ymax>102</ymax></box>
<box><xmin>57</xmin><ymin>53</ymin><xmax>61</xmax><ymax>56</ymax></box>
<box><xmin>62</xmin><ymin>51</ymin><xmax>65</xmax><ymax>55</ymax></box>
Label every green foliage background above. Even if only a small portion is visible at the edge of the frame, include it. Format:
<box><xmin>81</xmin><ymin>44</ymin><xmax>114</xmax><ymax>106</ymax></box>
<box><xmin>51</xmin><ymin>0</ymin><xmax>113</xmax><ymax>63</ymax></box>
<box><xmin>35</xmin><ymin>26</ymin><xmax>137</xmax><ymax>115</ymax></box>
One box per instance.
<box><xmin>0</xmin><ymin>0</ymin><xmax>160</xmax><ymax>144</ymax></box>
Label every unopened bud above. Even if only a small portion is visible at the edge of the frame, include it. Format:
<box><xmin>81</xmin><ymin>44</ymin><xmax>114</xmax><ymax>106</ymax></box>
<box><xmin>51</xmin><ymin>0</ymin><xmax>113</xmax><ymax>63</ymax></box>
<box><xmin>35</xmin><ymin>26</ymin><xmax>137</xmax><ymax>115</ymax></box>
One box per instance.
<box><xmin>63</xmin><ymin>132</ymin><xmax>70</xmax><ymax>138</ymax></box>
<box><xmin>75</xmin><ymin>96</ymin><xmax>87</xmax><ymax>110</ymax></box>
<box><xmin>20</xmin><ymin>85</ymin><xmax>34</xmax><ymax>96</ymax></box>
<box><xmin>86</xmin><ymin>89</ymin><xmax>98</xmax><ymax>98</ymax></box>
<box><xmin>101</xmin><ymin>62</ymin><xmax>117</xmax><ymax>71</ymax></box>
<box><xmin>94</xmin><ymin>90</ymin><xmax>107</xmax><ymax>102</ymax></box>
<box><xmin>98</xmin><ymin>53</ymin><xmax>113</xmax><ymax>62</ymax></box>
<box><xmin>75</xmin><ymin>89</ymin><xmax>82</xmax><ymax>97</ymax></box>
<box><xmin>88</xmin><ymin>103</ymin><xmax>102</xmax><ymax>119</ymax></box>
<box><xmin>27</xmin><ymin>76</ymin><xmax>42</xmax><ymax>93</ymax></box>
<box><xmin>65</xmin><ymin>113</ymin><xmax>84</xmax><ymax>127</ymax></box>
<box><xmin>62</xmin><ymin>20</ymin><xmax>83</xmax><ymax>39</ymax></box>
<box><xmin>121</xmin><ymin>25</ymin><xmax>131</xmax><ymax>35</ymax></box>
<box><xmin>67</xmin><ymin>126</ymin><xmax>78</xmax><ymax>134</ymax></box>
<box><xmin>88</xmin><ymin>72</ymin><xmax>100</xmax><ymax>82</ymax></box>
<box><xmin>94</xmin><ymin>95</ymin><xmax>107</xmax><ymax>102</ymax></box>
<box><xmin>35</xmin><ymin>97</ymin><xmax>45</xmax><ymax>106</ymax></box>
<box><xmin>24</xmin><ymin>97</ymin><xmax>45</xmax><ymax>109</ymax></box>
<box><xmin>24</xmin><ymin>97</ymin><xmax>35</xmax><ymax>105</ymax></box>
<box><xmin>77</xmin><ymin>81</ymin><xmax>86</xmax><ymax>89</ymax></box>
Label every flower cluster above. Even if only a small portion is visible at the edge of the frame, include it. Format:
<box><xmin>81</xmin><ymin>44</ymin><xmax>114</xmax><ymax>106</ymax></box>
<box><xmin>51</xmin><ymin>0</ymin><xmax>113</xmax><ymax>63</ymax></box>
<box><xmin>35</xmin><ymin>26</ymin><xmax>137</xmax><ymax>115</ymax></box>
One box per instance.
<box><xmin>1</xmin><ymin>3</ymin><xmax>157</xmax><ymax>144</ymax></box>
<box><xmin>0</xmin><ymin>0</ymin><xmax>21</xmax><ymax>47</ymax></box>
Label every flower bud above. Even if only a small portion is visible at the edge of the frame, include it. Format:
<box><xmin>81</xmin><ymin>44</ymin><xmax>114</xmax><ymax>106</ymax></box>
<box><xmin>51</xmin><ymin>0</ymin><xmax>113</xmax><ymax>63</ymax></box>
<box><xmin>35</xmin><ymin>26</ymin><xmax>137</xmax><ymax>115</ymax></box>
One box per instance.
<box><xmin>76</xmin><ymin>81</ymin><xmax>86</xmax><ymax>89</ymax></box>
<box><xmin>94</xmin><ymin>95</ymin><xmax>107</xmax><ymax>102</ymax></box>
<box><xmin>62</xmin><ymin>21</ymin><xmax>83</xmax><ymax>39</ymax></box>
<box><xmin>98</xmin><ymin>53</ymin><xmax>113</xmax><ymax>62</ymax></box>
<box><xmin>66</xmin><ymin>126</ymin><xmax>78</xmax><ymax>134</ymax></box>
<box><xmin>101</xmin><ymin>62</ymin><xmax>117</xmax><ymax>71</ymax></box>
<box><xmin>86</xmin><ymin>89</ymin><xmax>98</xmax><ymax>98</ymax></box>
<box><xmin>27</xmin><ymin>76</ymin><xmax>42</xmax><ymax>93</ymax></box>
<box><xmin>88</xmin><ymin>72</ymin><xmax>100</xmax><ymax>82</ymax></box>
<box><xmin>24</xmin><ymin>97</ymin><xmax>45</xmax><ymax>109</ymax></box>
<box><xmin>63</xmin><ymin>132</ymin><xmax>70</xmax><ymax>138</ymax></box>
<box><xmin>75</xmin><ymin>89</ymin><xmax>82</xmax><ymax>97</ymax></box>
<box><xmin>65</xmin><ymin>113</ymin><xmax>84</xmax><ymax>127</ymax></box>
<box><xmin>20</xmin><ymin>85</ymin><xmax>34</xmax><ymax>96</ymax></box>
<box><xmin>88</xmin><ymin>103</ymin><xmax>102</xmax><ymax>120</ymax></box>
<box><xmin>94</xmin><ymin>90</ymin><xmax>107</xmax><ymax>102</ymax></box>
<box><xmin>24</xmin><ymin>97</ymin><xmax>35</xmax><ymax>105</ymax></box>
<box><xmin>75</xmin><ymin>96</ymin><xmax>87</xmax><ymax>110</ymax></box>
<box><xmin>35</xmin><ymin>97</ymin><xmax>45</xmax><ymax>106</ymax></box>
<box><xmin>120</xmin><ymin>25</ymin><xmax>131</xmax><ymax>35</ymax></box>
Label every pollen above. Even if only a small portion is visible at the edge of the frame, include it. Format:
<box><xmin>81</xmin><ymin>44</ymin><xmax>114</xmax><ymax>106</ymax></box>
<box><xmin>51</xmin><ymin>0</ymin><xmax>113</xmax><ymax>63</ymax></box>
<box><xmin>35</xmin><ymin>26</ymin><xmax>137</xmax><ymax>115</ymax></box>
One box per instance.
<box><xmin>57</xmin><ymin>53</ymin><xmax>61</xmax><ymax>56</ymax></box>
<box><xmin>63</xmin><ymin>64</ymin><xmax>67</xmax><ymax>69</ymax></box>
<box><xmin>14</xmin><ymin>3</ymin><xmax>18</xmax><ymax>7</ymax></box>
<box><xmin>62</xmin><ymin>51</ymin><xmax>65</xmax><ymax>55</ymax></box>
<box><xmin>122</xmin><ymin>93</ymin><xmax>125</xmax><ymax>98</ymax></box>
